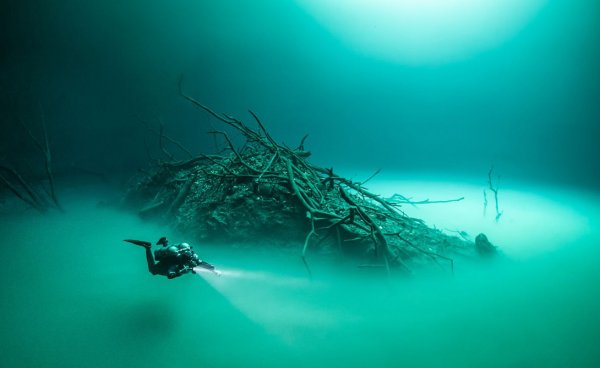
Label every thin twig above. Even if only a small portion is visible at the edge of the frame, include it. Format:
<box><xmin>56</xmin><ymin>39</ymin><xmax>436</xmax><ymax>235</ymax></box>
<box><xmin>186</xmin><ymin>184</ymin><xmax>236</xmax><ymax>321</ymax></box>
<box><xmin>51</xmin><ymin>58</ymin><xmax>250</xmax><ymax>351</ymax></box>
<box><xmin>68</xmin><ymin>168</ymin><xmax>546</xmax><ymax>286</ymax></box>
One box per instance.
<box><xmin>208</xmin><ymin>130</ymin><xmax>260</xmax><ymax>173</ymax></box>
<box><xmin>487</xmin><ymin>167</ymin><xmax>503</xmax><ymax>222</ymax></box>
<box><xmin>297</xmin><ymin>134</ymin><xmax>309</xmax><ymax>151</ymax></box>
<box><xmin>0</xmin><ymin>165</ymin><xmax>46</xmax><ymax>210</ymax></box>
<box><xmin>387</xmin><ymin>194</ymin><xmax>465</xmax><ymax>205</ymax></box>
<box><xmin>158</xmin><ymin>118</ymin><xmax>194</xmax><ymax>158</ymax></box>
<box><xmin>302</xmin><ymin>214</ymin><xmax>316</xmax><ymax>280</ymax></box>
<box><xmin>361</xmin><ymin>168</ymin><xmax>381</xmax><ymax>185</ymax></box>
<box><xmin>38</xmin><ymin>106</ymin><xmax>62</xmax><ymax>211</ymax></box>
<box><xmin>138</xmin><ymin>117</ymin><xmax>194</xmax><ymax>159</ymax></box>
<box><xmin>16</xmin><ymin>107</ymin><xmax>62</xmax><ymax>211</ymax></box>
<box><xmin>0</xmin><ymin>171</ymin><xmax>44</xmax><ymax>212</ymax></box>
<box><xmin>339</xmin><ymin>187</ymin><xmax>395</xmax><ymax>275</ymax></box>
<box><xmin>159</xmin><ymin>124</ymin><xmax>175</xmax><ymax>161</ymax></box>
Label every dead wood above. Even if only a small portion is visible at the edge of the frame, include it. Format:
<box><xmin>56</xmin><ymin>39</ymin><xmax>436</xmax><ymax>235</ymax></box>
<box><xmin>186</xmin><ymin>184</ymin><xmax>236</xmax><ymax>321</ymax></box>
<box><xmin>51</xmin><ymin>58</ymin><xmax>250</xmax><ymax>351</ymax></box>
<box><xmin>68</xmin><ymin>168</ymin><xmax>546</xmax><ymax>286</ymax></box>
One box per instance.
<box><xmin>123</xmin><ymin>88</ymin><xmax>493</xmax><ymax>274</ymax></box>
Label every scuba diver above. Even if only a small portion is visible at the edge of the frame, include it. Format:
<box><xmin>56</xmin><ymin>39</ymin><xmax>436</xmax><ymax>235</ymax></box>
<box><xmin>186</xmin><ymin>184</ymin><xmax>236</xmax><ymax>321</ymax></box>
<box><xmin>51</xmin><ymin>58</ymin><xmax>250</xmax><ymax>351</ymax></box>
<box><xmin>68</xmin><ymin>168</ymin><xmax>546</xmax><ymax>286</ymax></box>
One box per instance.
<box><xmin>124</xmin><ymin>237</ymin><xmax>221</xmax><ymax>279</ymax></box>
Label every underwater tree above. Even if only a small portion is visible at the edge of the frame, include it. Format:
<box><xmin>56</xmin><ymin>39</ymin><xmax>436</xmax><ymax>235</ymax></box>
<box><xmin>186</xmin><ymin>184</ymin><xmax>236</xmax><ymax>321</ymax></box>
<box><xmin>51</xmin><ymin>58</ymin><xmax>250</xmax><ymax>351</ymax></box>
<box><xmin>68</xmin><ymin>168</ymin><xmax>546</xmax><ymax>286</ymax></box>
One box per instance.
<box><xmin>123</xmin><ymin>86</ymin><xmax>496</xmax><ymax>275</ymax></box>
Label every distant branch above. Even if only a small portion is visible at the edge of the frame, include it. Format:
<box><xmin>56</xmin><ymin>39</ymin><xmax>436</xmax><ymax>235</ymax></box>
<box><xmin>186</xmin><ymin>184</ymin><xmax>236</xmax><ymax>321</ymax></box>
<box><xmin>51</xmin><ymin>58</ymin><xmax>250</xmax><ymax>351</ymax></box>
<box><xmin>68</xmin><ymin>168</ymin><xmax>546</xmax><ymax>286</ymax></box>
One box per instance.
<box><xmin>137</xmin><ymin>116</ymin><xmax>194</xmax><ymax>159</ymax></box>
<box><xmin>487</xmin><ymin>167</ymin><xmax>502</xmax><ymax>222</ymax></box>
<box><xmin>386</xmin><ymin>193</ymin><xmax>464</xmax><ymax>206</ymax></box>
<box><xmin>10</xmin><ymin>105</ymin><xmax>63</xmax><ymax>212</ymax></box>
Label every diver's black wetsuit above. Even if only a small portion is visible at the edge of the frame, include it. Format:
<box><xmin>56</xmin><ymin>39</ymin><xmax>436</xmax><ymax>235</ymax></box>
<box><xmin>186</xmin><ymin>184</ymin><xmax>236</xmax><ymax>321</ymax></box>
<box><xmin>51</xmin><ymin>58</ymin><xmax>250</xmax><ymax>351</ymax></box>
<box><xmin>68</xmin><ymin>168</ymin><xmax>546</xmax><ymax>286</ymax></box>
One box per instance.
<box><xmin>144</xmin><ymin>246</ymin><xmax>185</xmax><ymax>279</ymax></box>
<box><xmin>128</xmin><ymin>238</ymin><xmax>217</xmax><ymax>279</ymax></box>
<box><xmin>144</xmin><ymin>243</ymin><xmax>213</xmax><ymax>279</ymax></box>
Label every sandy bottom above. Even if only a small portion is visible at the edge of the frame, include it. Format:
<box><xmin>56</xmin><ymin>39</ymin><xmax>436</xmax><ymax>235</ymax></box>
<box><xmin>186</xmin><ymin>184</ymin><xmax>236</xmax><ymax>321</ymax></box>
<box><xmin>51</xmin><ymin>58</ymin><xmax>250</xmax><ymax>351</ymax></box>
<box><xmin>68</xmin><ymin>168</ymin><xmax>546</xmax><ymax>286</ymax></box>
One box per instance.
<box><xmin>1</xmin><ymin>175</ymin><xmax>599</xmax><ymax>367</ymax></box>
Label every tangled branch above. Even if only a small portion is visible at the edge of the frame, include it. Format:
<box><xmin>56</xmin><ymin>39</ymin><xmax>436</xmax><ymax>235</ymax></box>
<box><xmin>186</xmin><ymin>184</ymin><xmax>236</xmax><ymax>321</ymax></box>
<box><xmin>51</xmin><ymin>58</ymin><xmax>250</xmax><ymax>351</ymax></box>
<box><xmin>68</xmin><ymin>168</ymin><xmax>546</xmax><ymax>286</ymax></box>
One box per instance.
<box><xmin>124</xmin><ymin>84</ymin><xmax>480</xmax><ymax>276</ymax></box>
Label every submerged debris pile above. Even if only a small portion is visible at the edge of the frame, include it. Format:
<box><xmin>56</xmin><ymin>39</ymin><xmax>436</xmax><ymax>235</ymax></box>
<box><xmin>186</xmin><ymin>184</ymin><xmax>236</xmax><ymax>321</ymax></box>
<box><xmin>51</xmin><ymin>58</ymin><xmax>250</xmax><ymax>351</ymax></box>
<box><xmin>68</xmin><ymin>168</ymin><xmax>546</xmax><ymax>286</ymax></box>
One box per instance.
<box><xmin>124</xmin><ymin>92</ymin><xmax>495</xmax><ymax>274</ymax></box>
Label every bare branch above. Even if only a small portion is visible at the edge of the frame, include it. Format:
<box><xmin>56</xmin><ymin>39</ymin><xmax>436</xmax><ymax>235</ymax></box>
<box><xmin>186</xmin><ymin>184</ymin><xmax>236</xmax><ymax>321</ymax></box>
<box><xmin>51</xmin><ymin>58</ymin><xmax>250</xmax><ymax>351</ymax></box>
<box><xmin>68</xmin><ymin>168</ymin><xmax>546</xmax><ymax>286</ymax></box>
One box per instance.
<box><xmin>487</xmin><ymin>167</ymin><xmax>503</xmax><ymax>222</ymax></box>
<box><xmin>38</xmin><ymin>105</ymin><xmax>62</xmax><ymax>211</ymax></box>
<box><xmin>360</xmin><ymin>168</ymin><xmax>381</xmax><ymax>186</ymax></box>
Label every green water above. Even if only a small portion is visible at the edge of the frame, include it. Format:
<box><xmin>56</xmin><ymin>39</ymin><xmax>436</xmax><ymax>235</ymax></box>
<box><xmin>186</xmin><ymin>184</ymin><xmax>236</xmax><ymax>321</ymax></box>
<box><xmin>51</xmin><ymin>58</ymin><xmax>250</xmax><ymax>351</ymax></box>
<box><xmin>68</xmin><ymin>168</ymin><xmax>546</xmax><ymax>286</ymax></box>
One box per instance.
<box><xmin>1</xmin><ymin>180</ymin><xmax>599</xmax><ymax>367</ymax></box>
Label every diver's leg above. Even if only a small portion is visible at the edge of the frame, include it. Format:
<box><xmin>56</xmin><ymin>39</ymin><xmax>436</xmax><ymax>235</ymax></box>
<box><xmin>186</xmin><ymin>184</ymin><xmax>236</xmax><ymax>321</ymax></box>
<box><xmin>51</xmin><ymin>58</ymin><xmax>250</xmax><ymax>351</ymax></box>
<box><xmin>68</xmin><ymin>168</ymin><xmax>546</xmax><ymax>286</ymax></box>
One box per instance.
<box><xmin>145</xmin><ymin>247</ymin><xmax>158</xmax><ymax>275</ymax></box>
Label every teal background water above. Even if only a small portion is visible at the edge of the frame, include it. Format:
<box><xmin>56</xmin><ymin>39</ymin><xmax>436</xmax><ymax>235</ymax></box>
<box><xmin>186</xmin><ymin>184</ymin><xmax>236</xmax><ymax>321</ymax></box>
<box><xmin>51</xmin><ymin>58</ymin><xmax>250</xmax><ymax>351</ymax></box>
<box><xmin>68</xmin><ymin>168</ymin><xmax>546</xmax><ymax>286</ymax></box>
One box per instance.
<box><xmin>2</xmin><ymin>0</ymin><xmax>599</xmax><ymax>187</ymax></box>
<box><xmin>1</xmin><ymin>1</ymin><xmax>600</xmax><ymax>366</ymax></box>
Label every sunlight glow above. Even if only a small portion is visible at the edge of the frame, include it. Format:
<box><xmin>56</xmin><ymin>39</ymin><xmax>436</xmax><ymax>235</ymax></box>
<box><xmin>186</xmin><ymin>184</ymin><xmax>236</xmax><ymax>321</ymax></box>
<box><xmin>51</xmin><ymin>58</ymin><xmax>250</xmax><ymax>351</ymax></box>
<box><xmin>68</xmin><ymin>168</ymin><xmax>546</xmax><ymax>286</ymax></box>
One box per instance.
<box><xmin>297</xmin><ymin>0</ymin><xmax>546</xmax><ymax>64</ymax></box>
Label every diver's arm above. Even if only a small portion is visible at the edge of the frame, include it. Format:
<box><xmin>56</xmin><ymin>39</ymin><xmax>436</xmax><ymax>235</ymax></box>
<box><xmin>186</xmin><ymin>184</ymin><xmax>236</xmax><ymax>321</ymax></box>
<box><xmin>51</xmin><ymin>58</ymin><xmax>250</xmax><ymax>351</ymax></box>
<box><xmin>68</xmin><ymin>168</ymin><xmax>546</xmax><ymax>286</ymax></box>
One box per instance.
<box><xmin>167</xmin><ymin>266</ymin><xmax>183</xmax><ymax>279</ymax></box>
<box><xmin>167</xmin><ymin>264</ymin><xmax>196</xmax><ymax>279</ymax></box>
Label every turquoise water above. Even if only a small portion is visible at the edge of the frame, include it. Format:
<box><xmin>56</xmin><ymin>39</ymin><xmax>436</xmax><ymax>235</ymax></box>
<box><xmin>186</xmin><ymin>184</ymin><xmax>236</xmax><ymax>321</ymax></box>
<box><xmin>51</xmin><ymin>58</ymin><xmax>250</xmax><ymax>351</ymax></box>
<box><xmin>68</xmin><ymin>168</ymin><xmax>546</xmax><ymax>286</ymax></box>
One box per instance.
<box><xmin>1</xmin><ymin>179</ymin><xmax>599</xmax><ymax>367</ymax></box>
<box><xmin>2</xmin><ymin>1</ymin><xmax>600</xmax><ymax>366</ymax></box>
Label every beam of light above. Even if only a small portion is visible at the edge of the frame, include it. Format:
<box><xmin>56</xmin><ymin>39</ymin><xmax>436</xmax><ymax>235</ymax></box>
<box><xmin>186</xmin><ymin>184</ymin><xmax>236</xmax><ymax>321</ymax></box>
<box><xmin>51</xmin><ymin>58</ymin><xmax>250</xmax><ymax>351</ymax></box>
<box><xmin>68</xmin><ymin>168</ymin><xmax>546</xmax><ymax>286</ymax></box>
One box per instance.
<box><xmin>296</xmin><ymin>0</ymin><xmax>547</xmax><ymax>64</ymax></box>
<box><xmin>192</xmin><ymin>266</ymin><xmax>222</xmax><ymax>277</ymax></box>
<box><xmin>193</xmin><ymin>265</ymin><xmax>355</xmax><ymax>345</ymax></box>
<box><xmin>194</xmin><ymin>267</ymin><xmax>314</xmax><ymax>288</ymax></box>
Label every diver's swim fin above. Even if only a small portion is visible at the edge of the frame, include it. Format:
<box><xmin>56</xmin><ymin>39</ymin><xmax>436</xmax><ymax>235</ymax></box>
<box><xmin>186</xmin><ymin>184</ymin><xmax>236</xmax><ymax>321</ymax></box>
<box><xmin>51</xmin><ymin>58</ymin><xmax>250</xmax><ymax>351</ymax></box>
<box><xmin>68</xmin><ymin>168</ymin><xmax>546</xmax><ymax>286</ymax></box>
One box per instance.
<box><xmin>124</xmin><ymin>239</ymin><xmax>152</xmax><ymax>248</ymax></box>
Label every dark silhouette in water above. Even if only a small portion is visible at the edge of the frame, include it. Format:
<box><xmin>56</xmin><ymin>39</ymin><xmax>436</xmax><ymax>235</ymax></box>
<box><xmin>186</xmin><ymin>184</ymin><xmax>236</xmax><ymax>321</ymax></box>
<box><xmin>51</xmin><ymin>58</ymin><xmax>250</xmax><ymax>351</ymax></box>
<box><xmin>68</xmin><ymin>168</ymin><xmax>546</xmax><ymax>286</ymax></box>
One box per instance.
<box><xmin>124</xmin><ymin>237</ymin><xmax>220</xmax><ymax>278</ymax></box>
<box><xmin>475</xmin><ymin>233</ymin><xmax>497</xmax><ymax>257</ymax></box>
